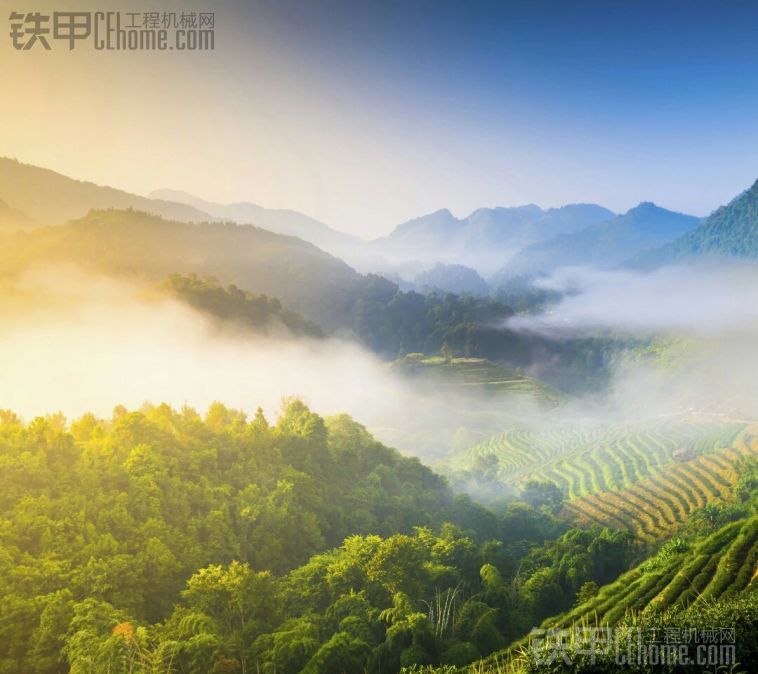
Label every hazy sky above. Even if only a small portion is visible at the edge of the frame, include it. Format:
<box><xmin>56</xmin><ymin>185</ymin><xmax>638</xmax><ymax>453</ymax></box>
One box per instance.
<box><xmin>1</xmin><ymin>0</ymin><xmax>757</xmax><ymax>236</ymax></box>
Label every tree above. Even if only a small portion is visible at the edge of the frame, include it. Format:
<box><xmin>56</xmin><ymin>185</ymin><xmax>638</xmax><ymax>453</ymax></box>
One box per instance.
<box><xmin>520</xmin><ymin>480</ymin><xmax>565</xmax><ymax>514</ymax></box>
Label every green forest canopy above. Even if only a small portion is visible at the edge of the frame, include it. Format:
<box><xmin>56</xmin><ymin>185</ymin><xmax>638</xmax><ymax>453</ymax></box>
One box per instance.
<box><xmin>0</xmin><ymin>401</ymin><xmax>647</xmax><ymax>674</ymax></box>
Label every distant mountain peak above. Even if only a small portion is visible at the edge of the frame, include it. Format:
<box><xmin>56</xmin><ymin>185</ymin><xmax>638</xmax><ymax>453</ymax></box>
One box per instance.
<box><xmin>623</xmin><ymin>202</ymin><xmax>676</xmax><ymax>219</ymax></box>
<box><xmin>621</xmin><ymin>202</ymin><xmax>697</xmax><ymax>224</ymax></box>
<box><xmin>388</xmin><ymin>208</ymin><xmax>461</xmax><ymax>240</ymax></box>
<box><xmin>427</xmin><ymin>207</ymin><xmax>456</xmax><ymax>219</ymax></box>
<box><xmin>150</xmin><ymin>188</ymin><xmax>200</xmax><ymax>203</ymax></box>
<box><xmin>490</xmin><ymin>201</ymin><xmax>699</xmax><ymax>282</ymax></box>
<box><xmin>466</xmin><ymin>204</ymin><xmax>543</xmax><ymax>219</ymax></box>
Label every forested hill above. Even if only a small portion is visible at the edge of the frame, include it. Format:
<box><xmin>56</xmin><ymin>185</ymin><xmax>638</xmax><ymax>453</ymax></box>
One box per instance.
<box><xmin>158</xmin><ymin>273</ymin><xmax>325</xmax><ymax>337</ymax></box>
<box><xmin>0</xmin><ymin>400</ymin><xmax>647</xmax><ymax>674</ymax></box>
<box><xmin>0</xmin><ymin>208</ymin><xmax>389</xmax><ymax>330</ymax></box>
<box><xmin>0</xmin><ymin>209</ymin><xmax>534</xmax><ymax>363</ymax></box>
<box><xmin>633</xmin><ymin>178</ymin><xmax>758</xmax><ymax>266</ymax></box>
<box><xmin>0</xmin><ymin>198</ymin><xmax>35</xmax><ymax>232</ymax></box>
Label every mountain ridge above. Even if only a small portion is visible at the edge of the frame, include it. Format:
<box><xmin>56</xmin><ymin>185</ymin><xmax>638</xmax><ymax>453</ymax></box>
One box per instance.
<box><xmin>0</xmin><ymin>157</ymin><xmax>215</xmax><ymax>225</ymax></box>
<box><xmin>149</xmin><ymin>187</ymin><xmax>361</xmax><ymax>255</ymax></box>
<box><xmin>633</xmin><ymin>178</ymin><xmax>758</xmax><ymax>266</ymax></box>
<box><xmin>0</xmin><ymin>208</ymin><xmax>376</xmax><ymax>329</ymax></box>
<box><xmin>374</xmin><ymin>202</ymin><xmax>616</xmax><ymax>274</ymax></box>
<box><xmin>491</xmin><ymin>202</ymin><xmax>700</xmax><ymax>282</ymax></box>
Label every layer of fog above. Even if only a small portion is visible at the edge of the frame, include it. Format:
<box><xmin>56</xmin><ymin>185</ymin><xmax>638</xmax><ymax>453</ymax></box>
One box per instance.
<box><xmin>0</xmin><ymin>267</ymin><xmax>540</xmax><ymax>456</ymax></box>
<box><xmin>1</xmin><ymin>261</ymin><xmax>756</xmax><ymax>471</ymax></box>
<box><xmin>507</xmin><ymin>261</ymin><xmax>758</xmax><ymax>421</ymax></box>
<box><xmin>507</xmin><ymin>263</ymin><xmax>758</xmax><ymax>335</ymax></box>
<box><xmin>352</xmin><ymin>245</ymin><xmax>517</xmax><ymax>280</ymax></box>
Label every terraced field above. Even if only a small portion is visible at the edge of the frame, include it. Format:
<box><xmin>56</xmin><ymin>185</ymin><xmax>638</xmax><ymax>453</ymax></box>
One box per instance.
<box><xmin>549</xmin><ymin>516</ymin><xmax>758</xmax><ymax>628</ymax></box>
<box><xmin>390</xmin><ymin>355</ymin><xmax>563</xmax><ymax>403</ymax></box>
<box><xmin>564</xmin><ymin>430</ymin><xmax>758</xmax><ymax>540</ymax></box>
<box><xmin>374</xmin><ymin>356</ymin><xmax>564</xmax><ymax>459</ymax></box>
<box><xmin>442</xmin><ymin>420</ymin><xmax>756</xmax><ymax>539</ymax></box>
<box><xmin>449</xmin><ymin>518</ymin><xmax>758</xmax><ymax>674</ymax></box>
<box><xmin>445</xmin><ymin>419</ymin><xmax>747</xmax><ymax>497</ymax></box>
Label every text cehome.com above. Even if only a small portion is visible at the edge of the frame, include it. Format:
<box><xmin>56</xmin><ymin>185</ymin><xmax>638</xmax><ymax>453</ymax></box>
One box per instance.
<box><xmin>94</xmin><ymin>12</ymin><xmax>214</xmax><ymax>50</ymax></box>
<box><xmin>9</xmin><ymin>10</ymin><xmax>215</xmax><ymax>51</ymax></box>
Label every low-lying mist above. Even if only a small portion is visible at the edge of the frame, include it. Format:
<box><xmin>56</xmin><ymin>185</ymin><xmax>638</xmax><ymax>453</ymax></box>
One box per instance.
<box><xmin>506</xmin><ymin>261</ymin><xmax>758</xmax><ymax>421</ymax></box>
<box><xmin>507</xmin><ymin>262</ymin><xmax>758</xmax><ymax>335</ymax></box>
<box><xmin>0</xmin><ymin>268</ymin><xmax>407</xmax><ymax>421</ymax></box>
<box><xmin>1</xmin><ymin>261</ymin><xmax>756</xmax><ymax>469</ymax></box>
<box><xmin>0</xmin><ymin>267</ymin><xmax>538</xmax><ymax>457</ymax></box>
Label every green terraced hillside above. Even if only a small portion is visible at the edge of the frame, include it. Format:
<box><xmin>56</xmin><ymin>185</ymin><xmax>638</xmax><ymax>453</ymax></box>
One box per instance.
<box><xmin>434</xmin><ymin>518</ymin><xmax>758</xmax><ymax>674</ymax></box>
<box><xmin>549</xmin><ymin>517</ymin><xmax>758</xmax><ymax>628</ymax></box>
<box><xmin>565</xmin><ymin>431</ymin><xmax>758</xmax><ymax>540</ymax></box>
<box><xmin>370</xmin><ymin>356</ymin><xmax>564</xmax><ymax>459</ymax></box>
<box><xmin>443</xmin><ymin>419</ymin><xmax>748</xmax><ymax>504</ymax></box>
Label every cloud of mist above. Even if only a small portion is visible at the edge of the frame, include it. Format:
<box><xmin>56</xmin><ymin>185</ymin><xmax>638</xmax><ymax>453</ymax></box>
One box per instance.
<box><xmin>356</xmin><ymin>245</ymin><xmax>519</xmax><ymax>280</ymax></box>
<box><xmin>507</xmin><ymin>261</ymin><xmax>758</xmax><ymax>421</ymax></box>
<box><xmin>507</xmin><ymin>263</ymin><xmax>758</xmax><ymax>335</ymax></box>
<box><xmin>0</xmin><ymin>268</ymin><xmax>406</xmax><ymax>421</ymax></box>
<box><xmin>2</xmin><ymin>260</ymin><xmax>756</xmax><ymax>479</ymax></box>
<box><xmin>0</xmin><ymin>267</ymin><xmax>538</xmax><ymax>457</ymax></box>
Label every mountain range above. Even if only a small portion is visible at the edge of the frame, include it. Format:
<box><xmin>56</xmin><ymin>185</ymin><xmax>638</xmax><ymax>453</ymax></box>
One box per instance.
<box><xmin>149</xmin><ymin>188</ymin><xmax>361</xmax><ymax>258</ymax></box>
<box><xmin>374</xmin><ymin>203</ymin><xmax>616</xmax><ymax>274</ymax></box>
<box><xmin>0</xmin><ymin>157</ymin><xmax>367</xmax><ymax>262</ymax></box>
<box><xmin>491</xmin><ymin>202</ymin><xmax>701</xmax><ymax>282</ymax></box>
<box><xmin>1</xmin><ymin>157</ymin><xmax>756</xmax><ymax>290</ymax></box>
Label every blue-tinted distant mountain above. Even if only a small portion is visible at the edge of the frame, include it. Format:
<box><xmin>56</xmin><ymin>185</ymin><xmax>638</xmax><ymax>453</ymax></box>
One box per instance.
<box><xmin>0</xmin><ymin>157</ymin><xmax>214</xmax><ymax>225</ymax></box>
<box><xmin>374</xmin><ymin>203</ymin><xmax>615</xmax><ymax>274</ymax></box>
<box><xmin>413</xmin><ymin>263</ymin><xmax>490</xmax><ymax>296</ymax></box>
<box><xmin>150</xmin><ymin>188</ymin><xmax>361</xmax><ymax>257</ymax></box>
<box><xmin>631</xmin><ymin>179</ymin><xmax>758</xmax><ymax>267</ymax></box>
<box><xmin>463</xmin><ymin>203</ymin><xmax>614</xmax><ymax>249</ymax></box>
<box><xmin>384</xmin><ymin>208</ymin><xmax>465</xmax><ymax>248</ymax></box>
<box><xmin>491</xmin><ymin>202</ymin><xmax>700</xmax><ymax>283</ymax></box>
